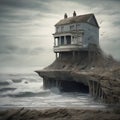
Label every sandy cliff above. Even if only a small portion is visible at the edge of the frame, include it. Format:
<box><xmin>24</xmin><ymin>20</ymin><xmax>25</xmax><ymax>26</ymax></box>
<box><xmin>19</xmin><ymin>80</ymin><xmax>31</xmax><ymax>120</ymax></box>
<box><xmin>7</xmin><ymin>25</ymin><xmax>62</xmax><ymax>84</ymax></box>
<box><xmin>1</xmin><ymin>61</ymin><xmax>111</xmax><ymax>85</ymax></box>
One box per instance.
<box><xmin>36</xmin><ymin>46</ymin><xmax>120</xmax><ymax>103</ymax></box>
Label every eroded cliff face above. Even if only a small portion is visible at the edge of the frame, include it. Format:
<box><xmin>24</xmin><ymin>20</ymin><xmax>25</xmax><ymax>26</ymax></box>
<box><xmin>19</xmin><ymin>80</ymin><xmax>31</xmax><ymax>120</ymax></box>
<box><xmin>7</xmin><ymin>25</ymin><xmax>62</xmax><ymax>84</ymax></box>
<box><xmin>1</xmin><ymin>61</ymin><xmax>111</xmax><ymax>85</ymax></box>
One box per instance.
<box><xmin>36</xmin><ymin>47</ymin><xmax>120</xmax><ymax>103</ymax></box>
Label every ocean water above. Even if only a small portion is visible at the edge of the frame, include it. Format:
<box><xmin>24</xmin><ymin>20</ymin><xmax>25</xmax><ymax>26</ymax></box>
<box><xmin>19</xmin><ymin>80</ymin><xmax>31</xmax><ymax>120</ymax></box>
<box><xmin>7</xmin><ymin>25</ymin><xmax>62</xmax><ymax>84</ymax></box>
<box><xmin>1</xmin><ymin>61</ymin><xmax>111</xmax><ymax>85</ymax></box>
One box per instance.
<box><xmin>0</xmin><ymin>67</ymin><xmax>106</xmax><ymax>109</ymax></box>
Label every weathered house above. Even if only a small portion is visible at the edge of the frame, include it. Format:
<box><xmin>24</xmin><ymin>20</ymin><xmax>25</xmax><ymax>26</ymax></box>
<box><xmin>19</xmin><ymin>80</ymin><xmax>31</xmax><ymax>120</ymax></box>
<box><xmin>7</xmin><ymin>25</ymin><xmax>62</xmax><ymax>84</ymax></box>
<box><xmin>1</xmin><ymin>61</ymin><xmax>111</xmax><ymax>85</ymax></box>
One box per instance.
<box><xmin>36</xmin><ymin>12</ymin><xmax>100</xmax><ymax>92</ymax></box>
<box><xmin>36</xmin><ymin>12</ymin><xmax>120</xmax><ymax>103</ymax></box>
<box><xmin>53</xmin><ymin>11</ymin><xmax>99</xmax><ymax>57</ymax></box>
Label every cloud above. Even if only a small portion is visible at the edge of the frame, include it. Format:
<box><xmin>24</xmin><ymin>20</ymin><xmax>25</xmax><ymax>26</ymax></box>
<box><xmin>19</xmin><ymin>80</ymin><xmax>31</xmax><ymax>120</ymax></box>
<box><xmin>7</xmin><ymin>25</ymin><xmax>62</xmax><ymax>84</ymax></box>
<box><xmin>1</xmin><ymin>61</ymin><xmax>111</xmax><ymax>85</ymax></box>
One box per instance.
<box><xmin>0</xmin><ymin>0</ymin><xmax>120</xmax><ymax>67</ymax></box>
<box><xmin>0</xmin><ymin>36</ymin><xmax>52</xmax><ymax>55</ymax></box>
<box><xmin>0</xmin><ymin>0</ymin><xmax>49</xmax><ymax>11</ymax></box>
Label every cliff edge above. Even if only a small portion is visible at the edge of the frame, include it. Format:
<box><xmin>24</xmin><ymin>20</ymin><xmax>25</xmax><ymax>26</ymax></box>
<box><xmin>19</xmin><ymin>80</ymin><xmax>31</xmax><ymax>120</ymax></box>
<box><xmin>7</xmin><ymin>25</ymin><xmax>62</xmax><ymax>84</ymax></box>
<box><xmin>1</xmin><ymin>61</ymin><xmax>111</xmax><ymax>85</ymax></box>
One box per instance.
<box><xmin>36</xmin><ymin>46</ymin><xmax>120</xmax><ymax>103</ymax></box>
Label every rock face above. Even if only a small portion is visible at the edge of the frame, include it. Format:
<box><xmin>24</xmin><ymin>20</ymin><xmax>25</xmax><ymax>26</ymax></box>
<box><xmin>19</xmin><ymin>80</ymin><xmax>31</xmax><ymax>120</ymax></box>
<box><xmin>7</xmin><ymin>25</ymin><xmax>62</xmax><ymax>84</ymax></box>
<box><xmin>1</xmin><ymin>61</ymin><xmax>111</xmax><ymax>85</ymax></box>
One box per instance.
<box><xmin>36</xmin><ymin>46</ymin><xmax>120</xmax><ymax>103</ymax></box>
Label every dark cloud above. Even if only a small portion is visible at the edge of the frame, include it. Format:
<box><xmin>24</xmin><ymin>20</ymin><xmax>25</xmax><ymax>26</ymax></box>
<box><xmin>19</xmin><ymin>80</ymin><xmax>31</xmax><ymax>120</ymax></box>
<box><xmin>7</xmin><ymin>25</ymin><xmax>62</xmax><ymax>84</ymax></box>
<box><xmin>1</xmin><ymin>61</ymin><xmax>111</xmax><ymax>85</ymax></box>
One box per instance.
<box><xmin>0</xmin><ymin>0</ymin><xmax>54</xmax><ymax>26</ymax></box>
<box><xmin>0</xmin><ymin>0</ymin><xmax>119</xmax><ymax>67</ymax></box>
<box><xmin>0</xmin><ymin>36</ymin><xmax>48</xmax><ymax>55</ymax></box>
<box><xmin>0</xmin><ymin>0</ymin><xmax>48</xmax><ymax>11</ymax></box>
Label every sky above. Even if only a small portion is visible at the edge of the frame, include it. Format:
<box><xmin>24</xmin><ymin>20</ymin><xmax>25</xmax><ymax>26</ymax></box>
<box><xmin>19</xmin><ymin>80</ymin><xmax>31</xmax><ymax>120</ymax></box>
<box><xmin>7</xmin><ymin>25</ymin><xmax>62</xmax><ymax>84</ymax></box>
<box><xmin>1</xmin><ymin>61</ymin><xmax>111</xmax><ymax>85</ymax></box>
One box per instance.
<box><xmin>0</xmin><ymin>0</ymin><xmax>120</xmax><ymax>69</ymax></box>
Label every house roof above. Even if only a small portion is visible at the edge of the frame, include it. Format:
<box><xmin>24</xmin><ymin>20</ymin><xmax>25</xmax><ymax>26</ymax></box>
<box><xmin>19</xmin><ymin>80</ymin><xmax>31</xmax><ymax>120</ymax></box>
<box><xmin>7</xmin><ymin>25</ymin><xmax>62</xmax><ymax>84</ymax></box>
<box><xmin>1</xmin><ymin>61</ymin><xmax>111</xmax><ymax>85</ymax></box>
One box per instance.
<box><xmin>55</xmin><ymin>13</ymin><xmax>99</xmax><ymax>28</ymax></box>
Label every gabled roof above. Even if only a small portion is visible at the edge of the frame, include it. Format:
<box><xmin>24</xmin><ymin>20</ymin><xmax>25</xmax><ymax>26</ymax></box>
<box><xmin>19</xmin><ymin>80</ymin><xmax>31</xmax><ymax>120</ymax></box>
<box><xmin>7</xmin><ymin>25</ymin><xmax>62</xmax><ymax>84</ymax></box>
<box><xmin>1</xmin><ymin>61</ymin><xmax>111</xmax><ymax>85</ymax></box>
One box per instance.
<box><xmin>55</xmin><ymin>13</ymin><xmax>99</xmax><ymax>28</ymax></box>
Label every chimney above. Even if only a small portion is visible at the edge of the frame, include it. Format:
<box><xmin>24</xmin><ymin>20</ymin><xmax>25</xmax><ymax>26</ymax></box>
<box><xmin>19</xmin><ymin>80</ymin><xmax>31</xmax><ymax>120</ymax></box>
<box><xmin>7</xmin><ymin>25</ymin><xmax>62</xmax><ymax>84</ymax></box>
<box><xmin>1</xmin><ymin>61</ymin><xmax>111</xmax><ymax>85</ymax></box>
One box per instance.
<box><xmin>64</xmin><ymin>13</ymin><xmax>68</xmax><ymax>19</ymax></box>
<box><xmin>73</xmin><ymin>11</ymin><xmax>76</xmax><ymax>17</ymax></box>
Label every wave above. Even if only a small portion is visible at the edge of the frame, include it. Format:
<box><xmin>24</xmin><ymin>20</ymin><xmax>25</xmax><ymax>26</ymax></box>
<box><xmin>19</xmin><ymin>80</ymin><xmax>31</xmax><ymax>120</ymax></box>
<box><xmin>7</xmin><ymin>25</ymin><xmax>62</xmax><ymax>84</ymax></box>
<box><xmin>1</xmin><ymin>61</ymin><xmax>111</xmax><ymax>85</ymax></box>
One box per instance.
<box><xmin>0</xmin><ymin>87</ymin><xmax>16</xmax><ymax>92</ymax></box>
<box><xmin>0</xmin><ymin>81</ymin><xmax>10</xmax><ymax>86</ymax></box>
<box><xmin>50</xmin><ymin>87</ymin><xmax>61</xmax><ymax>94</ymax></box>
<box><xmin>1</xmin><ymin>90</ymin><xmax>51</xmax><ymax>98</ymax></box>
<box><xmin>11</xmin><ymin>77</ymin><xmax>41</xmax><ymax>84</ymax></box>
<box><xmin>11</xmin><ymin>79</ymin><xmax>35</xmax><ymax>84</ymax></box>
<box><xmin>12</xmin><ymin>79</ymin><xmax>23</xmax><ymax>83</ymax></box>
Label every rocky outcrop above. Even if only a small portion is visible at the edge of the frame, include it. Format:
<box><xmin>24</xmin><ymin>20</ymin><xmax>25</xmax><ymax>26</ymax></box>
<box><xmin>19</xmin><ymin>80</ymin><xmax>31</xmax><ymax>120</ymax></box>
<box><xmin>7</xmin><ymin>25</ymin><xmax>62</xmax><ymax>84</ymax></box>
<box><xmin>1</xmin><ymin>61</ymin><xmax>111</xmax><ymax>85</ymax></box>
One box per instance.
<box><xmin>36</xmin><ymin>47</ymin><xmax>120</xmax><ymax>103</ymax></box>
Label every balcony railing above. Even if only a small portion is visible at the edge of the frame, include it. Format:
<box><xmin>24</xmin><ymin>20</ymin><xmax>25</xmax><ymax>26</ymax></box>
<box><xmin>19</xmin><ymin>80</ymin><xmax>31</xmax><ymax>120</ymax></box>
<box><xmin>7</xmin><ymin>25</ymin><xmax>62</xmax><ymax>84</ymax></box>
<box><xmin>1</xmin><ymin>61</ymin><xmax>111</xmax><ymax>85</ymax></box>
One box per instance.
<box><xmin>53</xmin><ymin>44</ymin><xmax>87</xmax><ymax>52</ymax></box>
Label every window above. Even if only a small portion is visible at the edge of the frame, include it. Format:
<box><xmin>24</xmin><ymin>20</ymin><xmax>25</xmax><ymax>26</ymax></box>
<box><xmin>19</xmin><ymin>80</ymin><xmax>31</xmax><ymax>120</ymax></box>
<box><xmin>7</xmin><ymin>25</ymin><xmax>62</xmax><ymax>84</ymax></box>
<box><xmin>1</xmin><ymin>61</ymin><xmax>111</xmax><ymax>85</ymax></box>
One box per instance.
<box><xmin>70</xmin><ymin>25</ymin><xmax>74</xmax><ymax>30</ymax></box>
<box><xmin>61</xmin><ymin>26</ymin><xmax>64</xmax><ymax>32</ymax></box>
<box><xmin>61</xmin><ymin>36</ymin><xmax>64</xmax><ymax>45</ymax></box>
<box><xmin>76</xmin><ymin>24</ymin><xmax>80</xmax><ymax>30</ymax></box>
<box><xmin>66</xmin><ymin>36</ymin><xmax>71</xmax><ymax>44</ymax></box>
<box><xmin>56</xmin><ymin>27</ymin><xmax>59</xmax><ymax>32</ymax></box>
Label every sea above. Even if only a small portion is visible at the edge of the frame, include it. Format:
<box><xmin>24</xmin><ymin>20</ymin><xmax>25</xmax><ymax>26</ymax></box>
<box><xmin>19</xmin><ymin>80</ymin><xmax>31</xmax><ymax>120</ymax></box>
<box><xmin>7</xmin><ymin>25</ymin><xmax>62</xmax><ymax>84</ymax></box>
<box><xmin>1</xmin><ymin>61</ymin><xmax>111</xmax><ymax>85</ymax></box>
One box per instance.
<box><xmin>0</xmin><ymin>67</ymin><xmax>106</xmax><ymax>109</ymax></box>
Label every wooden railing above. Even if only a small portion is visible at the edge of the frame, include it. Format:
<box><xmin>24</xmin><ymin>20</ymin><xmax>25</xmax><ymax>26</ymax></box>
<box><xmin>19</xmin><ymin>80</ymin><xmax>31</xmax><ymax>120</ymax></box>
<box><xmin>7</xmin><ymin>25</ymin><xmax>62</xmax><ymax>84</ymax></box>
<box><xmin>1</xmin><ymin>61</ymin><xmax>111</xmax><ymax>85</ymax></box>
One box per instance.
<box><xmin>53</xmin><ymin>44</ymin><xmax>85</xmax><ymax>52</ymax></box>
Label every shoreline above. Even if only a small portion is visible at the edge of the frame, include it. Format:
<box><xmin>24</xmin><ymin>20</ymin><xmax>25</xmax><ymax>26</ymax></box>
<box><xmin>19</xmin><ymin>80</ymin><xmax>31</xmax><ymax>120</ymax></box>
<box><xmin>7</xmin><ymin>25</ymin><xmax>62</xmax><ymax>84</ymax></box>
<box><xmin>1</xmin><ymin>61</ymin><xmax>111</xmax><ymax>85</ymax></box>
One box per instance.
<box><xmin>0</xmin><ymin>102</ymin><xmax>120</xmax><ymax>110</ymax></box>
<box><xmin>0</xmin><ymin>107</ymin><xmax>120</xmax><ymax>120</ymax></box>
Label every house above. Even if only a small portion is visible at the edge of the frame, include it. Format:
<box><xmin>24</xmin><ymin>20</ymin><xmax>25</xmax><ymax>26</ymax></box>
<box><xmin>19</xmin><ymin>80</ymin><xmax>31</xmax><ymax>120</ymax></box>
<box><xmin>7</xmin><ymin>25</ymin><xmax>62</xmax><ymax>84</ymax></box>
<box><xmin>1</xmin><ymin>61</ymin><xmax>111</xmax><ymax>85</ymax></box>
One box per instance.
<box><xmin>53</xmin><ymin>11</ymin><xmax>99</xmax><ymax>58</ymax></box>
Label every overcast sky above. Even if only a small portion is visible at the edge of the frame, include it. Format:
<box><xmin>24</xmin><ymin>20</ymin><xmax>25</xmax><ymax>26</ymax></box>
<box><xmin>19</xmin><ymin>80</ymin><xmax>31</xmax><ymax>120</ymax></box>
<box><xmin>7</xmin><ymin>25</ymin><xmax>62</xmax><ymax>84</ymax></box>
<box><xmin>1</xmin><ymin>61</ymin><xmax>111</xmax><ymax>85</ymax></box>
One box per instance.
<box><xmin>0</xmin><ymin>0</ymin><xmax>120</xmax><ymax>68</ymax></box>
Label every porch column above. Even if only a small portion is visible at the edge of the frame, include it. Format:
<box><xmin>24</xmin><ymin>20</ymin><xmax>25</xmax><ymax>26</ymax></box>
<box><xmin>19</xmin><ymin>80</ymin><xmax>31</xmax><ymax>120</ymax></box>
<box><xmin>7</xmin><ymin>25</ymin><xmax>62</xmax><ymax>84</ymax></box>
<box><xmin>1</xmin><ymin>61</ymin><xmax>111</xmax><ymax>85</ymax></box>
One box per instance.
<box><xmin>57</xmin><ymin>37</ymin><xmax>59</xmax><ymax>46</ymax></box>
<box><xmin>70</xmin><ymin>35</ymin><xmax>74</xmax><ymax>44</ymax></box>
<box><xmin>54</xmin><ymin>37</ymin><xmax>56</xmax><ymax>46</ymax></box>
<box><xmin>64</xmin><ymin>36</ymin><xmax>67</xmax><ymax>45</ymax></box>
<box><xmin>58</xmin><ymin>36</ymin><xmax>61</xmax><ymax>45</ymax></box>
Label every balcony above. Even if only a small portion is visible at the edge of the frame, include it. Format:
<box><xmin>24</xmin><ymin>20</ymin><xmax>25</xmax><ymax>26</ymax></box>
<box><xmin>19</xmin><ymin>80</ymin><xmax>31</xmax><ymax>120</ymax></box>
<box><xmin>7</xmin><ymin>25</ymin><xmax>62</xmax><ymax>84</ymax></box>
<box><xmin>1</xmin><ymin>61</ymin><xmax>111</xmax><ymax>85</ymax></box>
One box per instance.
<box><xmin>54</xmin><ymin>44</ymin><xmax>87</xmax><ymax>52</ymax></box>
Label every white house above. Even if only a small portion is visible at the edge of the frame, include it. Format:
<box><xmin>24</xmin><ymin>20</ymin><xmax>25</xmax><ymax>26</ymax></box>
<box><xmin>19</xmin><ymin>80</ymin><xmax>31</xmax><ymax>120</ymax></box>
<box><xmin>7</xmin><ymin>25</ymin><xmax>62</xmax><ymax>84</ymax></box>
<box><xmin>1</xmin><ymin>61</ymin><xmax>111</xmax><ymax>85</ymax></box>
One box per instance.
<box><xmin>53</xmin><ymin>11</ymin><xmax>99</xmax><ymax>53</ymax></box>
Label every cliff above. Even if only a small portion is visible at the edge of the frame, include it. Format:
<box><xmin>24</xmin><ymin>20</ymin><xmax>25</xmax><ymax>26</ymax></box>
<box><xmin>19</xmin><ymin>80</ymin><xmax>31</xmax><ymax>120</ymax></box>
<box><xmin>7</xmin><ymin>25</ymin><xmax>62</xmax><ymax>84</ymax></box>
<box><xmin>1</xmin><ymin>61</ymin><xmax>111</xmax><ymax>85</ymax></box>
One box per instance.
<box><xmin>36</xmin><ymin>46</ymin><xmax>120</xmax><ymax>103</ymax></box>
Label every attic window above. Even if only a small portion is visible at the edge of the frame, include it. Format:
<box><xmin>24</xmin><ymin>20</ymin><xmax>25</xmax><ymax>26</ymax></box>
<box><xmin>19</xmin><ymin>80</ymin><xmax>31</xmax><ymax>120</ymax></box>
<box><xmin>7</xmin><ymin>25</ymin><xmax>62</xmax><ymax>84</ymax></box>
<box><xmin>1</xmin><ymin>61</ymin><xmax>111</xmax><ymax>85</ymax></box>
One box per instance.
<box><xmin>76</xmin><ymin>24</ymin><xmax>80</xmax><ymax>30</ymax></box>
<box><xmin>61</xmin><ymin>26</ymin><xmax>64</xmax><ymax>32</ymax></box>
<box><xmin>56</xmin><ymin>27</ymin><xmax>59</xmax><ymax>32</ymax></box>
<box><xmin>70</xmin><ymin>25</ymin><xmax>74</xmax><ymax>30</ymax></box>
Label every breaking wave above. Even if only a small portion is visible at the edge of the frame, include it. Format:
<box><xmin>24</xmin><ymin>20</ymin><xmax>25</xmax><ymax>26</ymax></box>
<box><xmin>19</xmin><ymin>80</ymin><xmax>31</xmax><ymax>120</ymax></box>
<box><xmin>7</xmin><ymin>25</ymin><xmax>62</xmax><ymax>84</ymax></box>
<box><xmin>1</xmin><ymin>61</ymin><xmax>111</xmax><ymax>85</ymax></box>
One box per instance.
<box><xmin>0</xmin><ymin>87</ymin><xmax>16</xmax><ymax>92</ymax></box>
<box><xmin>1</xmin><ymin>90</ymin><xmax>51</xmax><ymax>97</ymax></box>
<box><xmin>0</xmin><ymin>70</ymin><xmax>106</xmax><ymax>108</ymax></box>
<box><xmin>0</xmin><ymin>81</ymin><xmax>10</xmax><ymax>86</ymax></box>
<box><xmin>12</xmin><ymin>79</ymin><xmax>23</xmax><ymax>83</ymax></box>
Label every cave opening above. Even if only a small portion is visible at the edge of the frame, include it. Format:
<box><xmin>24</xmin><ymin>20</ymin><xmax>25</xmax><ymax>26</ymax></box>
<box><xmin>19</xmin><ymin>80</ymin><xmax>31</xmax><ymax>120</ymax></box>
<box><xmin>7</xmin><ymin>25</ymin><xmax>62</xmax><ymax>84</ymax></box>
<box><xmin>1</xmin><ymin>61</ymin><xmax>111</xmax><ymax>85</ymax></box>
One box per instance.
<box><xmin>43</xmin><ymin>78</ymin><xmax>89</xmax><ymax>93</ymax></box>
<box><xmin>60</xmin><ymin>80</ymin><xmax>89</xmax><ymax>93</ymax></box>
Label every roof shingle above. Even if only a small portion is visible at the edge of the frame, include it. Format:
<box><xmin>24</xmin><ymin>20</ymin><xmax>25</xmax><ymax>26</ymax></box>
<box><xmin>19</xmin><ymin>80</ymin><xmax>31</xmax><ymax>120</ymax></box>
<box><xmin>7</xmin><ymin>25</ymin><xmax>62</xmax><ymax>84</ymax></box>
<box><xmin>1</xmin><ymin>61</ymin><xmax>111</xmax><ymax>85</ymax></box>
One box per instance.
<box><xmin>55</xmin><ymin>13</ymin><xmax>98</xmax><ymax>27</ymax></box>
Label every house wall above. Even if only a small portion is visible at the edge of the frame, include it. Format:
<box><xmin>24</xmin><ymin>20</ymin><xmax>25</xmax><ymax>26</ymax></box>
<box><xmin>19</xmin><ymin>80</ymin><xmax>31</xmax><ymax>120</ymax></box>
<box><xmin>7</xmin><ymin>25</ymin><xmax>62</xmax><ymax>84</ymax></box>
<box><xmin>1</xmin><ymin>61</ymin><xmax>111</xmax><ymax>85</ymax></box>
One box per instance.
<box><xmin>78</xmin><ymin>23</ymin><xmax>99</xmax><ymax>47</ymax></box>
<box><xmin>55</xmin><ymin>23</ymin><xmax>99</xmax><ymax>47</ymax></box>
